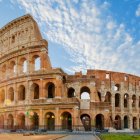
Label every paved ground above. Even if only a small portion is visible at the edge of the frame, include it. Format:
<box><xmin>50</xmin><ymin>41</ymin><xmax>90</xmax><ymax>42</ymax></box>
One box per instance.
<box><xmin>0</xmin><ymin>134</ymin><xmax>67</xmax><ymax>140</ymax></box>
<box><xmin>58</xmin><ymin>135</ymin><xmax>98</xmax><ymax>140</ymax></box>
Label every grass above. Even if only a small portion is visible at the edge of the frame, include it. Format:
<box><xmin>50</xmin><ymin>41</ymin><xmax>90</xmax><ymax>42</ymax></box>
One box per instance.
<box><xmin>100</xmin><ymin>133</ymin><xmax>140</xmax><ymax>140</ymax></box>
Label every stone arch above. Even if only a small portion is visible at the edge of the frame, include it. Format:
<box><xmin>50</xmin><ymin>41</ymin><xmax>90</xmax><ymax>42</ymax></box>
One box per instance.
<box><xmin>114</xmin><ymin>84</ymin><xmax>120</xmax><ymax>91</ymax></box>
<box><xmin>124</xmin><ymin>93</ymin><xmax>129</xmax><ymax>108</ymax></box>
<box><xmin>133</xmin><ymin>117</ymin><xmax>137</xmax><ymax>129</ymax></box>
<box><xmin>95</xmin><ymin>114</ymin><xmax>104</xmax><ymax>130</ymax></box>
<box><xmin>80</xmin><ymin>114</ymin><xmax>91</xmax><ymax>131</ymax></box>
<box><xmin>105</xmin><ymin>92</ymin><xmax>111</xmax><ymax>102</ymax></box>
<box><xmin>67</xmin><ymin>87</ymin><xmax>75</xmax><ymax>98</ymax></box>
<box><xmin>132</xmin><ymin>95</ymin><xmax>136</xmax><ymax>108</ymax></box>
<box><xmin>19</xmin><ymin>57</ymin><xmax>27</xmax><ymax>73</ymax></box>
<box><xmin>17</xmin><ymin>113</ymin><xmax>25</xmax><ymax>129</ymax></box>
<box><xmin>8</xmin><ymin>87</ymin><xmax>14</xmax><ymax>102</ymax></box>
<box><xmin>9</xmin><ymin>60</ymin><xmax>16</xmax><ymax>74</ymax></box>
<box><xmin>0</xmin><ymin>89</ymin><xmax>5</xmax><ymax>103</ymax></box>
<box><xmin>18</xmin><ymin>85</ymin><xmax>25</xmax><ymax>101</ymax></box>
<box><xmin>115</xmin><ymin>93</ymin><xmax>120</xmax><ymax>107</ymax></box>
<box><xmin>31</xmin><ymin>83</ymin><xmax>39</xmax><ymax>99</ymax></box>
<box><xmin>61</xmin><ymin>112</ymin><xmax>72</xmax><ymax>130</ymax></box>
<box><xmin>114</xmin><ymin>115</ymin><xmax>121</xmax><ymax>130</ymax></box>
<box><xmin>45</xmin><ymin>112</ymin><xmax>55</xmax><ymax>130</ymax></box>
<box><xmin>31</xmin><ymin>112</ymin><xmax>39</xmax><ymax>130</ymax></box>
<box><xmin>124</xmin><ymin>115</ymin><xmax>129</xmax><ymax>128</ymax></box>
<box><xmin>32</xmin><ymin>55</ymin><xmax>41</xmax><ymax>71</ymax></box>
<box><xmin>7</xmin><ymin>114</ymin><xmax>14</xmax><ymax>129</ymax></box>
<box><xmin>45</xmin><ymin>82</ymin><xmax>55</xmax><ymax>98</ymax></box>
<box><xmin>0</xmin><ymin>115</ymin><xmax>4</xmax><ymax>129</ymax></box>
<box><xmin>80</xmin><ymin>86</ymin><xmax>90</xmax><ymax>99</ymax></box>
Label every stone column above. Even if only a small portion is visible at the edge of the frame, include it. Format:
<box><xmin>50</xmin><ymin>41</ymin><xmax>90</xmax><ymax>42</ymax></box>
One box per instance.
<box><xmin>39</xmin><ymin>109</ymin><xmax>44</xmax><ymax>129</ymax></box>
<box><xmin>129</xmin><ymin>115</ymin><xmax>133</xmax><ymax>129</ymax></box>
<box><xmin>55</xmin><ymin>107</ymin><xmax>60</xmax><ymax>130</ymax></box>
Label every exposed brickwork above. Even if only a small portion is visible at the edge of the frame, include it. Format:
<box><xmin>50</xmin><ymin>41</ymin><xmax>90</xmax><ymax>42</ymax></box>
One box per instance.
<box><xmin>0</xmin><ymin>14</ymin><xmax>139</xmax><ymax>131</ymax></box>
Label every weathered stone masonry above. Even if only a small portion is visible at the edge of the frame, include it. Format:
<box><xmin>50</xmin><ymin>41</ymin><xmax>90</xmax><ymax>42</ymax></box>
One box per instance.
<box><xmin>0</xmin><ymin>14</ymin><xmax>140</xmax><ymax>131</ymax></box>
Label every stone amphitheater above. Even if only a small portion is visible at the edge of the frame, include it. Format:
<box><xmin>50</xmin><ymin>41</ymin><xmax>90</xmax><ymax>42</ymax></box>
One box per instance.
<box><xmin>0</xmin><ymin>14</ymin><xmax>139</xmax><ymax>131</ymax></box>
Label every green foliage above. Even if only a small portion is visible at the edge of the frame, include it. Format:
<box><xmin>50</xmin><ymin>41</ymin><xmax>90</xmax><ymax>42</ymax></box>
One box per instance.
<box><xmin>100</xmin><ymin>134</ymin><xmax>140</xmax><ymax>140</ymax></box>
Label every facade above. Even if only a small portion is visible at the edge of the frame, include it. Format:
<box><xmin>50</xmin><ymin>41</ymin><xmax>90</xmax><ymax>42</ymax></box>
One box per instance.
<box><xmin>0</xmin><ymin>14</ymin><xmax>140</xmax><ymax>131</ymax></box>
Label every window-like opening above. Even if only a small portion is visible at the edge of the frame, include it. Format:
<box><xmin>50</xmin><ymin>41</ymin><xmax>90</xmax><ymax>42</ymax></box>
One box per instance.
<box><xmin>18</xmin><ymin>85</ymin><xmax>25</xmax><ymax>101</ymax></box>
<box><xmin>34</xmin><ymin>56</ymin><xmax>41</xmax><ymax>71</ymax></box>
<box><xmin>23</xmin><ymin>60</ymin><xmax>27</xmax><ymax>73</ymax></box>
<box><xmin>124</xmin><ymin>93</ymin><xmax>129</xmax><ymax>108</ymax></box>
<box><xmin>7</xmin><ymin>114</ymin><xmax>14</xmax><ymax>129</ymax></box>
<box><xmin>45</xmin><ymin>112</ymin><xmax>55</xmax><ymax>130</ymax></box>
<box><xmin>132</xmin><ymin>95</ymin><xmax>136</xmax><ymax>108</ymax></box>
<box><xmin>95</xmin><ymin>114</ymin><xmax>104</xmax><ymax>130</ymax></box>
<box><xmin>114</xmin><ymin>84</ymin><xmax>120</xmax><ymax>91</ymax></box>
<box><xmin>68</xmin><ymin>88</ymin><xmax>75</xmax><ymax>98</ymax></box>
<box><xmin>106</xmin><ymin>73</ymin><xmax>110</xmax><ymax>79</ymax></box>
<box><xmin>81</xmin><ymin>114</ymin><xmax>91</xmax><ymax>131</ymax></box>
<box><xmin>124</xmin><ymin>76</ymin><xmax>128</xmax><ymax>81</ymax></box>
<box><xmin>10</xmin><ymin>61</ymin><xmax>16</xmax><ymax>74</ymax></box>
<box><xmin>11</xmin><ymin>35</ymin><xmax>15</xmax><ymax>43</ymax></box>
<box><xmin>0</xmin><ymin>115</ymin><xmax>4</xmax><ymax>129</ymax></box>
<box><xmin>31</xmin><ymin>83</ymin><xmax>39</xmax><ymax>99</ymax></box>
<box><xmin>2</xmin><ymin>64</ymin><xmax>6</xmax><ymax>79</ymax></box>
<box><xmin>115</xmin><ymin>93</ymin><xmax>120</xmax><ymax>107</ymax></box>
<box><xmin>45</xmin><ymin>82</ymin><xmax>55</xmax><ymax>98</ymax></box>
<box><xmin>105</xmin><ymin>92</ymin><xmax>111</xmax><ymax>103</ymax></box>
<box><xmin>8</xmin><ymin>87</ymin><xmax>14</xmax><ymax>102</ymax></box>
<box><xmin>80</xmin><ymin>86</ymin><xmax>90</xmax><ymax>99</ymax></box>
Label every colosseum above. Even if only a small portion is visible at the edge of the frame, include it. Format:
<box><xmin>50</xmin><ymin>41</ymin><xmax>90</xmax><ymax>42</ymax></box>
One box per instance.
<box><xmin>0</xmin><ymin>14</ymin><xmax>139</xmax><ymax>131</ymax></box>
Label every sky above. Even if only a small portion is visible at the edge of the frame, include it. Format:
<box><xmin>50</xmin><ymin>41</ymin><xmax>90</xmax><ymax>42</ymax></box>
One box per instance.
<box><xmin>0</xmin><ymin>0</ymin><xmax>140</xmax><ymax>76</ymax></box>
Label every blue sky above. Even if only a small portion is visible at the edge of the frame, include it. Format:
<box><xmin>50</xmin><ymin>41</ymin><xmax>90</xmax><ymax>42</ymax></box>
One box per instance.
<box><xmin>1</xmin><ymin>0</ymin><xmax>140</xmax><ymax>76</ymax></box>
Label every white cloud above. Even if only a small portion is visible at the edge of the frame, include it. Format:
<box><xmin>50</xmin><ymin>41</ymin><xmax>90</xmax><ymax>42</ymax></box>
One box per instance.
<box><xmin>11</xmin><ymin>0</ymin><xmax>140</xmax><ymax>75</ymax></box>
<box><xmin>136</xmin><ymin>4</ymin><xmax>140</xmax><ymax>17</ymax></box>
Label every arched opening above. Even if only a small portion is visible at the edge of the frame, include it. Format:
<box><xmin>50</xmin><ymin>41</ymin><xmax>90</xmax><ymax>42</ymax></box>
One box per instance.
<box><xmin>8</xmin><ymin>87</ymin><xmax>14</xmax><ymax>102</ymax></box>
<box><xmin>18</xmin><ymin>85</ymin><xmax>25</xmax><ymax>101</ymax></box>
<box><xmin>132</xmin><ymin>95</ymin><xmax>136</xmax><ymax>108</ymax></box>
<box><xmin>114</xmin><ymin>115</ymin><xmax>121</xmax><ymax>130</ymax></box>
<box><xmin>7</xmin><ymin>114</ymin><xmax>14</xmax><ymax>129</ymax></box>
<box><xmin>61</xmin><ymin>112</ymin><xmax>72</xmax><ymax>130</ymax></box>
<box><xmin>124</xmin><ymin>94</ymin><xmax>129</xmax><ymax>108</ymax></box>
<box><xmin>133</xmin><ymin>117</ymin><xmax>137</xmax><ymax>129</ymax></box>
<box><xmin>31</xmin><ymin>112</ymin><xmax>39</xmax><ymax>130</ymax></box>
<box><xmin>33</xmin><ymin>55</ymin><xmax>41</xmax><ymax>71</ymax></box>
<box><xmin>124</xmin><ymin>116</ymin><xmax>128</xmax><ymax>128</ymax></box>
<box><xmin>31</xmin><ymin>83</ymin><xmax>39</xmax><ymax>99</ymax></box>
<box><xmin>67</xmin><ymin>88</ymin><xmax>75</xmax><ymax>98</ymax></box>
<box><xmin>95</xmin><ymin>114</ymin><xmax>104</xmax><ymax>130</ymax></box>
<box><xmin>0</xmin><ymin>90</ymin><xmax>5</xmax><ymax>103</ymax></box>
<box><xmin>17</xmin><ymin>113</ymin><xmax>25</xmax><ymax>129</ymax></box>
<box><xmin>80</xmin><ymin>114</ymin><xmax>91</xmax><ymax>131</ymax></box>
<box><xmin>10</xmin><ymin>61</ymin><xmax>16</xmax><ymax>74</ymax></box>
<box><xmin>46</xmin><ymin>82</ymin><xmax>55</xmax><ymax>98</ymax></box>
<box><xmin>80</xmin><ymin>86</ymin><xmax>90</xmax><ymax>99</ymax></box>
<box><xmin>114</xmin><ymin>84</ymin><xmax>120</xmax><ymax>91</ymax></box>
<box><xmin>45</xmin><ymin>112</ymin><xmax>55</xmax><ymax>130</ymax></box>
<box><xmin>105</xmin><ymin>92</ymin><xmax>111</xmax><ymax>103</ymax></box>
<box><xmin>0</xmin><ymin>115</ymin><xmax>4</xmax><ymax>129</ymax></box>
<box><xmin>115</xmin><ymin>93</ymin><xmax>120</xmax><ymax>107</ymax></box>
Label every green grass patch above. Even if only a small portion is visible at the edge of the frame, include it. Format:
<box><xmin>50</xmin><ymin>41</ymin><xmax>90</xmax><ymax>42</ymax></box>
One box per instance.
<box><xmin>100</xmin><ymin>133</ymin><xmax>140</xmax><ymax>140</ymax></box>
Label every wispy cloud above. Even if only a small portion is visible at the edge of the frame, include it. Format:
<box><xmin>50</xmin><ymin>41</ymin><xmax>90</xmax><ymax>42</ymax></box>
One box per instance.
<box><xmin>136</xmin><ymin>4</ymin><xmax>140</xmax><ymax>17</ymax></box>
<box><xmin>12</xmin><ymin>0</ymin><xmax>140</xmax><ymax>75</ymax></box>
